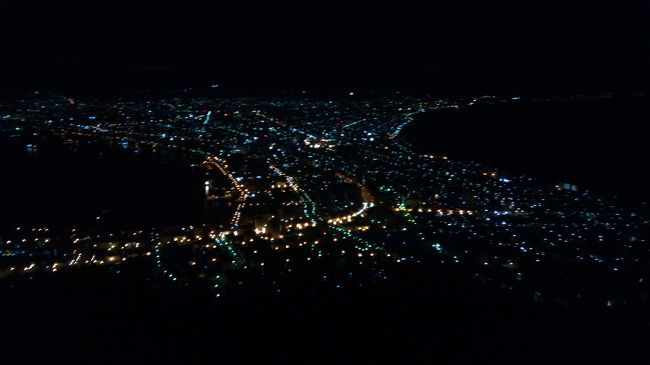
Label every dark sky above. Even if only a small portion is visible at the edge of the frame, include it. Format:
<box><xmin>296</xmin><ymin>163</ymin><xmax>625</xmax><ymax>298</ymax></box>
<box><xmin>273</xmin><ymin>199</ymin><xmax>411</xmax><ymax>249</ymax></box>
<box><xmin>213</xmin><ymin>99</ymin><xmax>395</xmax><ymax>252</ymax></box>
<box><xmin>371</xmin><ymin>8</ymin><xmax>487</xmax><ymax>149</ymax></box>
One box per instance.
<box><xmin>1</xmin><ymin>1</ymin><xmax>647</xmax><ymax>94</ymax></box>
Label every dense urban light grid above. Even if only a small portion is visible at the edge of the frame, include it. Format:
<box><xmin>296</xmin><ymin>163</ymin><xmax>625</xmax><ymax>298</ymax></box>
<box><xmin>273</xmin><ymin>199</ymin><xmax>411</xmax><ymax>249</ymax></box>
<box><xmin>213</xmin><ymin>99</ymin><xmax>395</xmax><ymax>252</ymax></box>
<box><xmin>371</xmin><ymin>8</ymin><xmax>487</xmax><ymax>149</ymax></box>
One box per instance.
<box><xmin>1</xmin><ymin>93</ymin><xmax>648</xmax><ymax>309</ymax></box>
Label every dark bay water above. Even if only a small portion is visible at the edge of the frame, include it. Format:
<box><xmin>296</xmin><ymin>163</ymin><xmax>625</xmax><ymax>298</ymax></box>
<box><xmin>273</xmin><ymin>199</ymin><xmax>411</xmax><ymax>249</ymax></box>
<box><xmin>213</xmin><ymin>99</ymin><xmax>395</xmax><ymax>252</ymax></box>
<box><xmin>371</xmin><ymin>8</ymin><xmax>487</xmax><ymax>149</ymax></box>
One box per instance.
<box><xmin>0</xmin><ymin>137</ymin><xmax>226</xmax><ymax>229</ymax></box>
<box><xmin>404</xmin><ymin>96</ymin><xmax>650</xmax><ymax>205</ymax></box>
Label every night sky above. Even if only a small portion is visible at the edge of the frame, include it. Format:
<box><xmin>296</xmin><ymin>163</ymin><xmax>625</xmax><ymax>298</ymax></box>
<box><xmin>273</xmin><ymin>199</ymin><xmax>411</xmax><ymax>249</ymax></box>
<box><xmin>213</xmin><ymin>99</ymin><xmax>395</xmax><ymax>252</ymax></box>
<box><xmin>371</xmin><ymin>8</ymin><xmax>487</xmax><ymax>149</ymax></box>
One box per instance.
<box><xmin>0</xmin><ymin>1</ymin><xmax>648</xmax><ymax>93</ymax></box>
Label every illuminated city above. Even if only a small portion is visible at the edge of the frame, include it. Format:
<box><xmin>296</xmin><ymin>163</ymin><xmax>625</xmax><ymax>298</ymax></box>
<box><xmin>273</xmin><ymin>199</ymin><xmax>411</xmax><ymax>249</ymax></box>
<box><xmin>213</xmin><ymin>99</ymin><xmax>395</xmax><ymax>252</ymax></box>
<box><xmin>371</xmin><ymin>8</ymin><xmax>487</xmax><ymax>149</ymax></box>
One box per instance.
<box><xmin>2</xmin><ymin>0</ymin><xmax>649</xmax><ymax>362</ymax></box>
<box><xmin>1</xmin><ymin>93</ymin><xmax>648</xmax><ymax>308</ymax></box>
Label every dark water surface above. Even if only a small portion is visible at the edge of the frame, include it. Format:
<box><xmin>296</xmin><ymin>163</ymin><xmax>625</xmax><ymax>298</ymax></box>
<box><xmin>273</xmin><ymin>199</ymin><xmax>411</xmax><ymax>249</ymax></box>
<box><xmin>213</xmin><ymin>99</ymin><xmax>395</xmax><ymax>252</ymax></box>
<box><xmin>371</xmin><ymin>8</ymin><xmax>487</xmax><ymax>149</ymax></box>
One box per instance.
<box><xmin>0</xmin><ymin>137</ymin><xmax>226</xmax><ymax>229</ymax></box>
<box><xmin>404</xmin><ymin>96</ymin><xmax>650</xmax><ymax>205</ymax></box>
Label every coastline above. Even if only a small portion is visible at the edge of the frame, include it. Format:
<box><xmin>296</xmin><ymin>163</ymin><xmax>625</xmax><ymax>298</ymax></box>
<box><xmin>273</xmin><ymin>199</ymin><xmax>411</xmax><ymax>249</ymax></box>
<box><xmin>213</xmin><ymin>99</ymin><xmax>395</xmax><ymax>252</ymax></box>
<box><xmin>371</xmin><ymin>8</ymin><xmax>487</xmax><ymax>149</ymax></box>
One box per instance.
<box><xmin>402</xmin><ymin>97</ymin><xmax>650</xmax><ymax>205</ymax></box>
